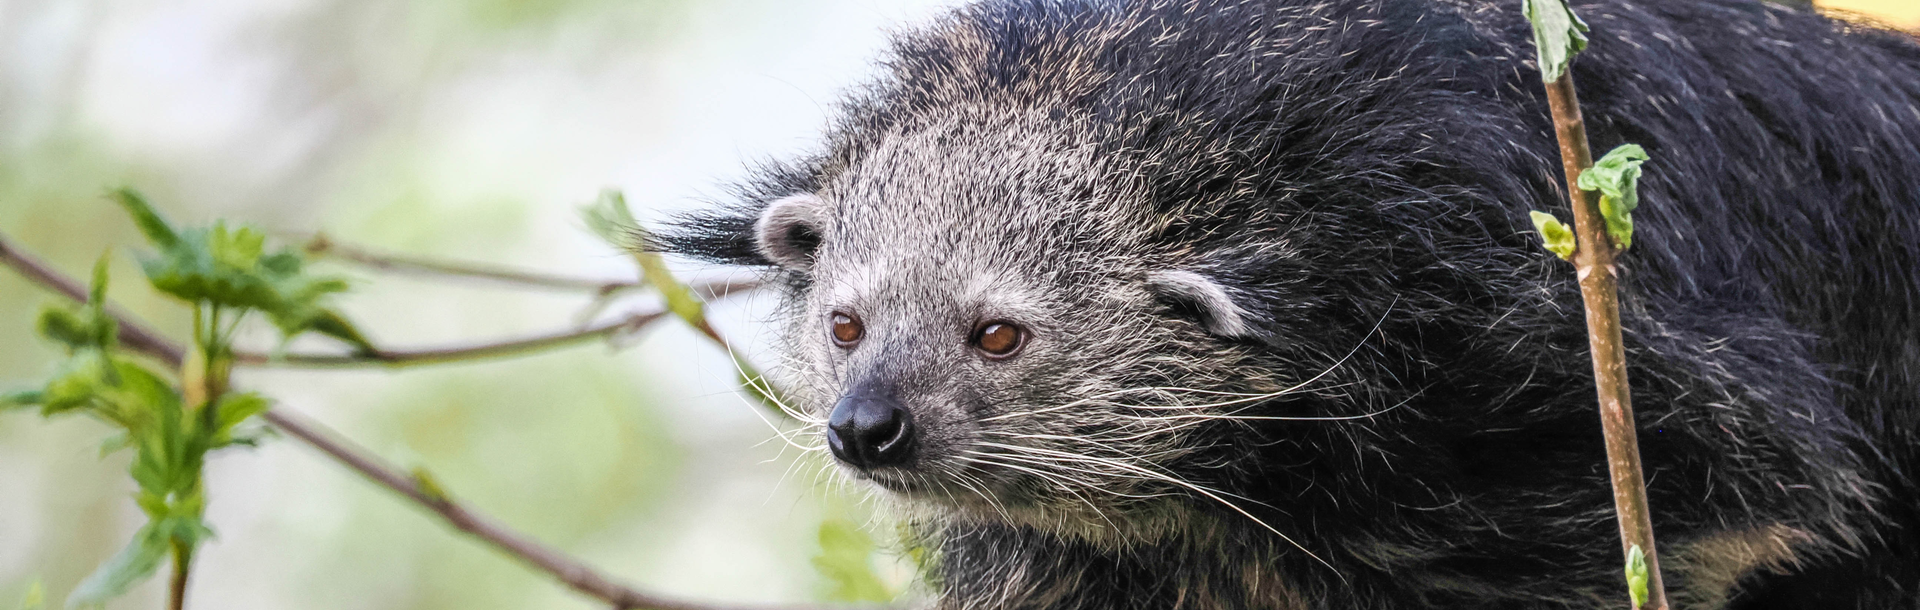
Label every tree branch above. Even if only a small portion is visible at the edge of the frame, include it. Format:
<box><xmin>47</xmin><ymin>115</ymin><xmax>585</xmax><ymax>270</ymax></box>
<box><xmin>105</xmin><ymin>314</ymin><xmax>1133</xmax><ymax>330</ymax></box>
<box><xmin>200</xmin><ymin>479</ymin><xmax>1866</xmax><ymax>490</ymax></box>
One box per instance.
<box><xmin>1</xmin><ymin>233</ymin><xmax>838</xmax><ymax>610</ymax></box>
<box><xmin>302</xmin><ymin>233</ymin><xmax>641</xmax><ymax>293</ymax></box>
<box><xmin>232</xmin><ymin>311</ymin><xmax>667</xmax><ymax>368</ymax></box>
<box><xmin>1542</xmin><ymin>72</ymin><xmax>1670</xmax><ymax>610</ymax></box>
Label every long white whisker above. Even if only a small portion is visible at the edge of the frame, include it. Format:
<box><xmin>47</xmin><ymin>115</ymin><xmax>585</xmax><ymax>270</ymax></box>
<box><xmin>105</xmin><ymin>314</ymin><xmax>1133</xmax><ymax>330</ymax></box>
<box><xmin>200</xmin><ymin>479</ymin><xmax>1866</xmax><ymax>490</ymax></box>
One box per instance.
<box><xmin>960</xmin><ymin>453</ymin><xmax>1125</xmax><ymax>532</ymax></box>
<box><xmin>982</xmin><ymin>298</ymin><xmax>1397</xmax><ymax>424</ymax></box>
<box><xmin>977</xmin><ymin>441</ymin><xmax>1343</xmax><ymax>580</ymax></box>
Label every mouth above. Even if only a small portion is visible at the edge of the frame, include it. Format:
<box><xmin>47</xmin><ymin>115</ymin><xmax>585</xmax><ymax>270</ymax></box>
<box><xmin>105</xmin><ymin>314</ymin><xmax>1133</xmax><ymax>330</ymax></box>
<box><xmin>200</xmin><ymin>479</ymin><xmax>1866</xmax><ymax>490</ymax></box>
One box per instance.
<box><xmin>851</xmin><ymin>468</ymin><xmax>925</xmax><ymax>494</ymax></box>
<box><xmin>840</xmin><ymin>458</ymin><xmax>1007</xmax><ymax>504</ymax></box>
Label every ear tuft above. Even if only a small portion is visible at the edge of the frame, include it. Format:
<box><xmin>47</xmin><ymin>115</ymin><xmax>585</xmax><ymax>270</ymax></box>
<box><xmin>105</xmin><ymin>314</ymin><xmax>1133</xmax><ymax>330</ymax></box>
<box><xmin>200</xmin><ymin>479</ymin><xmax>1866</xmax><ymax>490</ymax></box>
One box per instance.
<box><xmin>1146</xmin><ymin>269</ymin><xmax>1255</xmax><ymax>339</ymax></box>
<box><xmin>755</xmin><ymin>194</ymin><xmax>828</xmax><ymax>272</ymax></box>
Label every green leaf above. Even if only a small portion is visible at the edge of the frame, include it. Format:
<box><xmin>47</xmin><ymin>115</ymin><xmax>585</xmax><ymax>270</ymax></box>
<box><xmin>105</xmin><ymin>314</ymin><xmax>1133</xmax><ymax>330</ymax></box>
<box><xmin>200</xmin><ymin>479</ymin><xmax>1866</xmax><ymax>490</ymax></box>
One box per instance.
<box><xmin>206</xmin><ymin>222</ymin><xmax>265</xmax><ymax>271</ymax></box>
<box><xmin>98</xmin><ymin>433</ymin><xmax>131</xmax><ymax>456</ymax></box>
<box><xmin>38</xmin><ymin>352</ymin><xmax>112</xmax><ymax>416</ymax></box>
<box><xmin>585</xmin><ymin>189</ymin><xmax>787</xmax><ymax>415</ymax></box>
<box><xmin>1529</xmin><ymin>211</ymin><xmax>1577</xmax><ymax>260</ymax></box>
<box><xmin>1524</xmin><ymin>0</ymin><xmax>1590</xmax><ymax>82</ymax></box>
<box><xmin>33</xmin><ymin>257</ymin><xmax>120</xmax><ymax>354</ymax></box>
<box><xmin>811</xmin><ymin>517</ymin><xmax>893</xmax><ymax>603</ymax></box>
<box><xmin>3</xmin><ymin>390</ymin><xmax>44</xmax><ymax>410</ymax></box>
<box><xmin>17</xmin><ymin>580</ymin><xmax>43</xmax><ymax>610</ymax></box>
<box><xmin>116</xmin><ymin>193</ymin><xmax>369</xmax><ymax>346</ymax></box>
<box><xmin>87</xmin><ymin>256</ymin><xmax>110</xmax><ymax>309</ymax></box>
<box><xmin>411</xmin><ymin>467</ymin><xmax>453</xmax><ymax>504</ymax></box>
<box><xmin>33</xmin><ymin>308</ymin><xmax>92</xmax><ymax>351</ymax></box>
<box><xmin>581</xmin><ymin>189</ymin><xmax>706</xmax><ymax>335</ymax></box>
<box><xmin>1577</xmin><ymin>144</ymin><xmax>1650</xmax><ymax>250</ymax></box>
<box><xmin>299</xmin><ymin>309</ymin><xmax>378</xmax><ymax>354</ymax></box>
<box><xmin>35</xmin><ymin>305</ymin><xmax>113</xmax><ymax>353</ymax></box>
<box><xmin>210</xmin><ymin>393</ymin><xmax>270</xmax><ymax>444</ymax></box>
<box><xmin>110</xmin><ymin>189</ymin><xmax>180</xmax><ymax>249</ymax></box>
<box><xmin>162</xmin><ymin>515</ymin><xmax>215</xmax><ymax>549</ymax></box>
<box><xmin>580</xmin><ymin>189</ymin><xmax>639</xmax><ymax>247</ymax></box>
<box><xmin>66</xmin><ymin>523</ymin><xmax>169</xmax><ymax>608</ymax></box>
<box><xmin>1625</xmin><ymin>543</ymin><xmax>1650</xmax><ymax>608</ymax></box>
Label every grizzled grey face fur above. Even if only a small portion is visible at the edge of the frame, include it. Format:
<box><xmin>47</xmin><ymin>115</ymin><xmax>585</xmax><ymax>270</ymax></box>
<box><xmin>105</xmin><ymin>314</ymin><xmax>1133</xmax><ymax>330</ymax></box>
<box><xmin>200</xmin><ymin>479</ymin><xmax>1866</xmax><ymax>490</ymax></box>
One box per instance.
<box><xmin>749</xmin><ymin>110</ymin><xmax>1276</xmax><ymax>538</ymax></box>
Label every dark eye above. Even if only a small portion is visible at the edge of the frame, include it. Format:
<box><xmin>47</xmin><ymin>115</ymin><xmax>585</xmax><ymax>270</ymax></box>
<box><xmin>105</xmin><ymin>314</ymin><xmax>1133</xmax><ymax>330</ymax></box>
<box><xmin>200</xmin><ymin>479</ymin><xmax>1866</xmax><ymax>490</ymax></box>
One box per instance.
<box><xmin>830</xmin><ymin>311</ymin><xmax>864</xmax><ymax>347</ymax></box>
<box><xmin>971</xmin><ymin>321</ymin><xmax>1026</xmax><ymax>359</ymax></box>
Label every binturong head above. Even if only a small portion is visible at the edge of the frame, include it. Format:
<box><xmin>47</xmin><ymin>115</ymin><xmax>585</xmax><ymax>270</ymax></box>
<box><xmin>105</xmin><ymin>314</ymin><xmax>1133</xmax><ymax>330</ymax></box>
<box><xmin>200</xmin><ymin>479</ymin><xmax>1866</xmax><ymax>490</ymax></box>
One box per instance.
<box><xmin>653</xmin><ymin>0</ymin><xmax>1455</xmax><ymax>547</ymax></box>
<box><xmin>657</xmin><ymin>109</ymin><xmax>1362</xmax><ymax>545</ymax></box>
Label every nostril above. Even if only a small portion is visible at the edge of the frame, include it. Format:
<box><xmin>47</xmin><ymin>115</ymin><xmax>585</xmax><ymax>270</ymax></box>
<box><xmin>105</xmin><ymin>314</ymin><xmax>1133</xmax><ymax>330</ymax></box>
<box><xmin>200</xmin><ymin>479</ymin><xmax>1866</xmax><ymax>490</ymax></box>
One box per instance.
<box><xmin>870</xmin><ymin>405</ymin><xmax>914</xmax><ymax>460</ymax></box>
<box><xmin>827</xmin><ymin>393</ymin><xmax>916</xmax><ymax>469</ymax></box>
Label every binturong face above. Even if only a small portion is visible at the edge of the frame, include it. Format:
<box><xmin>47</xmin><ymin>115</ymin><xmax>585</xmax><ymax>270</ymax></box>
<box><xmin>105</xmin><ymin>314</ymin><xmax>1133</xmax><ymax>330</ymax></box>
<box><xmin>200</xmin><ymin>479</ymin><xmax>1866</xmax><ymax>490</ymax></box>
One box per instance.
<box><xmin>730</xmin><ymin>115</ymin><xmax>1306</xmax><ymax>541</ymax></box>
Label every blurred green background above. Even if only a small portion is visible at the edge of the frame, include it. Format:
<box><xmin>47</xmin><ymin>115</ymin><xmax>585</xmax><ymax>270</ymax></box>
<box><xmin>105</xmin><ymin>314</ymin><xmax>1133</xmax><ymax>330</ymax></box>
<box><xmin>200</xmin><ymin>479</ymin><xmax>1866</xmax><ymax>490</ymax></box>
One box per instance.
<box><xmin>1</xmin><ymin>0</ymin><xmax>1910</xmax><ymax>609</ymax></box>
<box><xmin>0</xmin><ymin>0</ymin><xmax>953</xmax><ymax>608</ymax></box>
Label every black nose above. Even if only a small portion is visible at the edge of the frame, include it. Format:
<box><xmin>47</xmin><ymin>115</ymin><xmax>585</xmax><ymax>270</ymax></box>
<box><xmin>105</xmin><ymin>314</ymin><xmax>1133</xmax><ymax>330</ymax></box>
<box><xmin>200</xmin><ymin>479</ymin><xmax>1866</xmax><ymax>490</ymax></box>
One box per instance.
<box><xmin>826</xmin><ymin>393</ymin><xmax>915</xmax><ymax>469</ymax></box>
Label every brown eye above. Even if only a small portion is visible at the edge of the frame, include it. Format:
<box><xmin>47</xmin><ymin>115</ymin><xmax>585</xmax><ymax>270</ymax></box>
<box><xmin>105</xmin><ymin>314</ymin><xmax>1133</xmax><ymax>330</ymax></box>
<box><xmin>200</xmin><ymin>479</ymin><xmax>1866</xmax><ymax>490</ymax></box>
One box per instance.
<box><xmin>972</xmin><ymin>321</ymin><xmax>1026</xmax><ymax>358</ymax></box>
<box><xmin>830</xmin><ymin>311</ymin><xmax>864</xmax><ymax>347</ymax></box>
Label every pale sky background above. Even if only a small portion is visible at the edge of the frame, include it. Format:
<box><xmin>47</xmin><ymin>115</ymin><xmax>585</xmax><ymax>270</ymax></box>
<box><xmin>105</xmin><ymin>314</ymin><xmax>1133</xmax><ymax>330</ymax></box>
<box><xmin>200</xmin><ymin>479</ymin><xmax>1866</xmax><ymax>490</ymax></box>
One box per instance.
<box><xmin>0</xmin><ymin>1</ymin><xmax>1911</xmax><ymax>609</ymax></box>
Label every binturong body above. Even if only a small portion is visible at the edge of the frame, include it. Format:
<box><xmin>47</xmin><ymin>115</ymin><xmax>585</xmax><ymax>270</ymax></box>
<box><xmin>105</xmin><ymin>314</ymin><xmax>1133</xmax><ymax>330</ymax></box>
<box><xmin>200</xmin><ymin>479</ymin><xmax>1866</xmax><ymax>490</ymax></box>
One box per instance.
<box><xmin>660</xmin><ymin>0</ymin><xmax>1920</xmax><ymax>608</ymax></box>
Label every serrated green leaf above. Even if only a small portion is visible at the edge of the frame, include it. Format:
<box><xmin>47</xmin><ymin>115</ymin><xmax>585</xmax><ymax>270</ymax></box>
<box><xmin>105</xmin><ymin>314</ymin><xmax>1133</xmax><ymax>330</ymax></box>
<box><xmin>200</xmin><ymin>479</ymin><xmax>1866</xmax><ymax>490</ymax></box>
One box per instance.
<box><xmin>1578</xmin><ymin>144</ymin><xmax>1650</xmax><ymax>250</ymax></box>
<box><xmin>110</xmin><ymin>189</ymin><xmax>179</xmax><ymax>249</ymax></box>
<box><xmin>811</xmin><ymin>517</ymin><xmax>893</xmax><ymax>603</ymax></box>
<box><xmin>118</xmin><ymin>193</ymin><xmax>367</xmax><ymax>346</ymax></box>
<box><xmin>1525</xmin><ymin>0</ymin><xmax>1589</xmax><ymax>83</ymax></box>
<box><xmin>1625</xmin><ymin>543</ymin><xmax>1650</xmax><ymax>608</ymax></box>
<box><xmin>1529</xmin><ymin>211</ymin><xmax>1577</xmax><ymax>260</ymax></box>
<box><xmin>66</xmin><ymin>523</ymin><xmax>169</xmax><ymax>608</ymax></box>
<box><xmin>206</xmin><ymin>222</ymin><xmax>265</xmax><ymax>271</ymax></box>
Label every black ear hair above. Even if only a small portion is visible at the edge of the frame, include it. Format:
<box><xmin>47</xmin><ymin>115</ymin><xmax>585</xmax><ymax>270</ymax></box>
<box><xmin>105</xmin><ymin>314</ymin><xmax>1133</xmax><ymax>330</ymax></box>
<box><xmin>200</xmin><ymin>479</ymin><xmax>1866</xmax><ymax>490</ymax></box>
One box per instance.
<box><xmin>650</xmin><ymin>159</ymin><xmax>823</xmax><ymax>268</ymax></box>
<box><xmin>753</xmin><ymin>194</ymin><xmax>828</xmax><ymax>272</ymax></box>
<box><xmin>1146</xmin><ymin>269</ymin><xmax>1258</xmax><ymax>339</ymax></box>
<box><xmin>649</xmin><ymin>203</ymin><xmax>770</xmax><ymax>266</ymax></box>
<box><xmin>650</xmin><ymin>194</ymin><xmax>828</xmax><ymax>271</ymax></box>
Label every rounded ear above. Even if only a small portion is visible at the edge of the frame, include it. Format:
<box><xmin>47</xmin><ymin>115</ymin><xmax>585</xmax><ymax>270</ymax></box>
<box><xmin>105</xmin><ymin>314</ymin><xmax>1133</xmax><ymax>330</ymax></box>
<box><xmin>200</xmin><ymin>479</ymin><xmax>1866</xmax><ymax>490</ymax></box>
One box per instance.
<box><xmin>1146</xmin><ymin>269</ymin><xmax>1256</xmax><ymax>339</ymax></box>
<box><xmin>754</xmin><ymin>194</ymin><xmax>828</xmax><ymax>272</ymax></box>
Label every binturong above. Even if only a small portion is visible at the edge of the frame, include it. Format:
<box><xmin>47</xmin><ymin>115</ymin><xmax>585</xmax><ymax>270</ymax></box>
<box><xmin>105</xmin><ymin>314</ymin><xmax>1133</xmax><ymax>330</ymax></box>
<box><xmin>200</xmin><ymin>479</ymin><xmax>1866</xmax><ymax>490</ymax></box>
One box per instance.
<box><xmin>658</xmin><ymin>0</ymin><xmax>1920</xmax><ymax>607</ymax></box>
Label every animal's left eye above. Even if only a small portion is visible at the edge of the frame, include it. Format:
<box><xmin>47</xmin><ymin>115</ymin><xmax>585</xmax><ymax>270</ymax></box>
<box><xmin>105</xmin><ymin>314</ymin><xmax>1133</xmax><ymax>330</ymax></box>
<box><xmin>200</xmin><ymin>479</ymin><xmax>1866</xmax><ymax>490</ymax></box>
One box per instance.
<box><xmin>830</xmin><ymin>311</ymin><xmax>864</xmax><ymax>347</ymax></box>
<box><xmin>971</xmin><ymin>321</ymin><xmax>1027</xmax><ymax>359</ymax></box>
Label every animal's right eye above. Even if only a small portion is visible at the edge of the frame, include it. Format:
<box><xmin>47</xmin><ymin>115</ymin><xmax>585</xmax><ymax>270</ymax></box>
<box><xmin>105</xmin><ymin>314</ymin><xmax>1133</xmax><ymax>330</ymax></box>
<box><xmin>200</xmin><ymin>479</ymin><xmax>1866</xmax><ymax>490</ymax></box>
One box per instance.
<box><xmin>830</xmin><ymin>311</ymin><xmax>864</xmax><ymax>347</ymax></box>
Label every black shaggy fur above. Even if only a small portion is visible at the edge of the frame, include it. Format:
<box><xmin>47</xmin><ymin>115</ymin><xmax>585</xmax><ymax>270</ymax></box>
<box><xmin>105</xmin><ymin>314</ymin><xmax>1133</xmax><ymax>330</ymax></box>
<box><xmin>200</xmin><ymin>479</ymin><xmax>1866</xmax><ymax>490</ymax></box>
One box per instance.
<box><xmin>663</xmin><ymin>0</ymin><xmax>1920</xmax><ymax>608</ymax></box>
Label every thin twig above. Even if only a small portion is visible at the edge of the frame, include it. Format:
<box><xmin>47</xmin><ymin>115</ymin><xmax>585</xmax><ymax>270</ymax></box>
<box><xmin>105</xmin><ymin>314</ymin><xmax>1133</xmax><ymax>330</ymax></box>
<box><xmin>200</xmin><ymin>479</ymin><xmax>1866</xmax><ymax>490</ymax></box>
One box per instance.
<box><xmin>232</xmin><ymin>312</ymin><xmax>666</xmax><ymax>368</ymax></box>
<box><xmin>233</xmin><ymin>276</ymin><xmax>754</xmax><ymax>368</ymax></box>
<box><xmin>1542</xmin><ymin>72</ymin><xmax>1669</xmax><ymax>610</ymax></box>
<box><xmin>1</xmin><ymin>233</ymin><xmax>839</xmax><ymax>610</ymax></box>
<box><xmin>303</xmin><ymin>233</ymin><xmax>639</xmax><ymax>293</ymax></box>
<box><xmin>0</xmin><ymin>237</ymin><xmax>187</xmax><ymax>364</ymax></box>
<box><xmin>168</xmin><ymin>543</ymin><xmax>191</xmax><ymax>610</ymax></box>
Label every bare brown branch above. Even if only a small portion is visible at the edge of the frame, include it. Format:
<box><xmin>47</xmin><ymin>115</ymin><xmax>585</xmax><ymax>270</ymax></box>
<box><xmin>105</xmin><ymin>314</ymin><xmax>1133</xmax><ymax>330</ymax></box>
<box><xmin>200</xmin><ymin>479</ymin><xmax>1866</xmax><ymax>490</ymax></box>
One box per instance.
<box><xmin>1542</xmin><ymin>72</ymin><xmax>1670</xmax><ymax>610</ymax></box>
<box><xmin>231</xmin><ymin>312</ymin><xmax>666</xmax><ymax>368</ymax></box>
<box><xmin>303</xmin><ymin>233</ymin><xmax>639</xmax><ymax>292</ymax></box>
